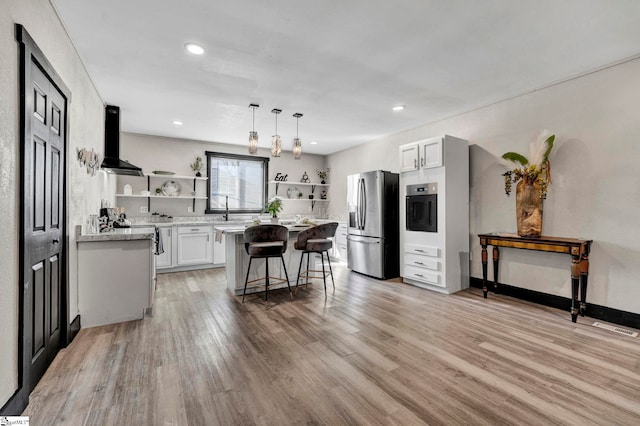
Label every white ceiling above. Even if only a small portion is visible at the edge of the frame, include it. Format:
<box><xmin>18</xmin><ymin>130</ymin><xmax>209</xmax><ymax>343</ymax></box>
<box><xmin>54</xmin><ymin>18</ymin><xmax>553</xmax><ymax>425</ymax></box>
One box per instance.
<box><xmin>52</xmin><ymin>0</ymin><xmax>640</xmax><ymax>155</ymax></box>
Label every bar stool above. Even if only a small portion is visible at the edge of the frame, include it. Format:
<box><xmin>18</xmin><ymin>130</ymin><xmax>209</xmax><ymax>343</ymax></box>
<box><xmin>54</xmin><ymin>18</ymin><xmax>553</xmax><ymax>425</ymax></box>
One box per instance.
<box><xmin>294</xmin><ymin>222</ymin><xmax>339</xmax><ymax>293</ymax></box>
<box><xmin>242</xmin><ymin>224</ymin><xmax>292</xmax><ymax>307</ymax></box>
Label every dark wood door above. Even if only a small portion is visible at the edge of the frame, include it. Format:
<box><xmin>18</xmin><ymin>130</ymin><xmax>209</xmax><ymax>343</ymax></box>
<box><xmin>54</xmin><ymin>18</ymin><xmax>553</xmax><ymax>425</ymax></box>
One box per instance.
<box><xmin>24</xmin><ymin>60</ymin><xmax>66</xmax><ymax>391</ymax></box>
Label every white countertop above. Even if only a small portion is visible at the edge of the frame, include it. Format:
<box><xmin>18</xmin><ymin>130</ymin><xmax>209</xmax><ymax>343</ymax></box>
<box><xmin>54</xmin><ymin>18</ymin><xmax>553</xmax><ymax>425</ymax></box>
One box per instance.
<box><xmin>76</xmin><ymin>225</ymin><xmax>156</xmax><ymax>242</ymax></box>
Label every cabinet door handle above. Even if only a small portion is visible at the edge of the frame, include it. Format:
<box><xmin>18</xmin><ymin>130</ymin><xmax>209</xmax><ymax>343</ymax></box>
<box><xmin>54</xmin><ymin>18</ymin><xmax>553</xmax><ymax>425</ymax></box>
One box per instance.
<box><xmin>420</xmin><ymin>157</ymin><xmax>425</xmax><ymax>167</ymax></box>
<box><xmin>207</xmin><ymin>234</ymin><xmax>210</xmax><ymax>242</ymax></box>
<box><xmin>415</xmin><ymin>249</ymin><xmax>425</xmax><ymax>253</ymax></box>
<box><xmin>414</xmin><ymin>261</ymin><xmax>424</xmax><ymax>265</ymax></box>
<box><xmin>414</xmin><ymin>273</ymin><xmax>424</xmax><ymax>278</ymax></box>
<box><xmin>168</xmin><ymin>229</ymin><xmax>171</xmax><ymax>237</ymax></box>
<box><xmin>191</xmin><ymin>228</ymin><xmax>199</xmax><ymax>231</ymax></box>
<box><xmin>414</xmin><ymin>158</ymin><xmax>417</xmax><ymax>168</ymax></box>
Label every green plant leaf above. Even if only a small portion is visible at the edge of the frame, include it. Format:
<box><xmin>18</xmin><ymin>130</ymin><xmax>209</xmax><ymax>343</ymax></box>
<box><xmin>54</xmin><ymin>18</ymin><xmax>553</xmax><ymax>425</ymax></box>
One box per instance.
<box><xmin>542</xmin><ymin>134</ymin><xmax>555</xmax><ymax>163</ymax></box>
<box><xmin>501</xmin><ymin>152</ymin><xmax>529</xmax><ymax>166</ymax></box>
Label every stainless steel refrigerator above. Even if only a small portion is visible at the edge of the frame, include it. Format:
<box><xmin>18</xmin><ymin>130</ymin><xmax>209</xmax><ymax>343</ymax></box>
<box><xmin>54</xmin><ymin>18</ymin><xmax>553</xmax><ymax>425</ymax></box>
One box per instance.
<box><xmin>347</xmin><ymin>170</ymin><xmax>400</xmax><ymax>279</ymax></box>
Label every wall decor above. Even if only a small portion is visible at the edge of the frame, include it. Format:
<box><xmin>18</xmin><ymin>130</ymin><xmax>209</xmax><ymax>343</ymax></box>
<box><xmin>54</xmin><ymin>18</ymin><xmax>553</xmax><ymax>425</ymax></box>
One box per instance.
<box><xmin>76</xmin><ymin>147</ymin><xmax>100</xmax><ymax>176</ymax></box>
<box><xmin>274</xmin><ymin>172</ymin><xmax>288</xmax><ymax>182</ymax></box>
<box><xmin>317</xmin><ymin>168</ymin><xmax>330</xmax><ymax>184</ymax></box>
<box><xmin>300</xmin><ymin>171</ymin><xmax>309</xmax><ymax>183</ymax></box>
<box><xmin>501</xmin><ymin>131</ymin><xmax>555</xmax><ymax>237</ymax></box>
<box><xmin>190</xmin><ymin>156</ymin><xmax>203</xmax><ymax>176</ymax></box>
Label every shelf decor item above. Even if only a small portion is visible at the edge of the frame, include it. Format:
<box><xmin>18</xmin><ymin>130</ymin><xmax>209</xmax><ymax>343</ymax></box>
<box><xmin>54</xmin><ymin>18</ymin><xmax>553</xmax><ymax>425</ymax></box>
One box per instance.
<box><xmin>265</xmin><ymin>195</ymin><xmax>283</xmax><ymax>219</ymax></box>
<box><xmin>317</xmin><ymin>168</ymin><xmax>330</xmax><ymax>184</ymax></box>
<box><xmin>300</xmin><ymin>171</ymin><xmax>309</xmax><ymax>183</ymax></box>
<box><xmin>190</xmin><ymin>156</ymin><xmax>203</xmax><ymax>177</ymax></box>
<box><xmin>501</xmin><ymin>131</ymin><xmax>555</xmax><ymax>238</ymax></box>
<box><xmin>161</xmin><ymin>180</ymin><xmax>182</xmax><ymax>197</ymax></box>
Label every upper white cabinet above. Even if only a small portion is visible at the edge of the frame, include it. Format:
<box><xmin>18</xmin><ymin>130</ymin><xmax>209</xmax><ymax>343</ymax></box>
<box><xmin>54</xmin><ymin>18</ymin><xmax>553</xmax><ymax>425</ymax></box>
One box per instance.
<box><xmin>399</xmin><ymin>143</ymin><xmax>420</xmax><ymax>172</ymax></box>
<box><xmin>399</xmin><ymin>137</ymin><xmax>444</xmax><ymax>172</ymax></box>
<box><xmin>421</xmin><ymin>137</ymin><xmax>443</xmax><ymax>169</ymax></box>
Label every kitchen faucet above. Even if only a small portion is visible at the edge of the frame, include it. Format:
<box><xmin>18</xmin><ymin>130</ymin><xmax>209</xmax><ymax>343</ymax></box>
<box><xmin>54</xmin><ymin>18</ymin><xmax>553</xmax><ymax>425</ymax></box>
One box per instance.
<box><xmin>223</xmin><ymin>195</ymin><xmax>229</xmax><ymax>221</ymax></box>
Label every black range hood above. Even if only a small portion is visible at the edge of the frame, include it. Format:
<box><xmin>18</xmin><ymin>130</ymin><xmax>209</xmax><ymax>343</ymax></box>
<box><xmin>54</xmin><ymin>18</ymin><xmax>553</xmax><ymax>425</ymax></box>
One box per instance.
<box><xmin>101</xmin><ymin>105</ymin><xmax>144</xmax><ymax>176</ymax></box>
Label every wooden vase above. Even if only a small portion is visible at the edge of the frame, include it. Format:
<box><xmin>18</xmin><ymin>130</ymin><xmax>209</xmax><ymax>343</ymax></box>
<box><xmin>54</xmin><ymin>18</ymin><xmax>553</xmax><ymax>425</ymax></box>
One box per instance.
<box><xmin>515</xmin><ymin>178</ymin><xmax>543</xmax><ymax>237</ymax></box>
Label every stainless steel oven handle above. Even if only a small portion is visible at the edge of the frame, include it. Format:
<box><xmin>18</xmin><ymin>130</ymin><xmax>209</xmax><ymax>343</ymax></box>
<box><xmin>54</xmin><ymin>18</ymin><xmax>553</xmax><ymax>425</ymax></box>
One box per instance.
<box><xmin>347</xmin><ymin>236</ymin><xmax>380</xmax><ymax>244</ymax></box>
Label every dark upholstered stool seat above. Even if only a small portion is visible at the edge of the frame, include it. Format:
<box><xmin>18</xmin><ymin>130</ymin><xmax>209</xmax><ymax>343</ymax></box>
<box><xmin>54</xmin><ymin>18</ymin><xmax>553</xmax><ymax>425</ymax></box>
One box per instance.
<box><xmin>242</xmin><ymin>225</ymin><xmax>292</xmax><ymax>307</ymax></box>
<box><xmin>246</xmin><ymin>241</ymin><xmax>285</xmax><ymax>256</ymax></box>
<box><xmin>303</xmin><ymin>238</ymin><xmax>332</xmax><ymax>252</ymax></box>
<box><xmin>294</xmin><ymin>222</ymin><xmax>338</xmax><ymax>293</ymax></box>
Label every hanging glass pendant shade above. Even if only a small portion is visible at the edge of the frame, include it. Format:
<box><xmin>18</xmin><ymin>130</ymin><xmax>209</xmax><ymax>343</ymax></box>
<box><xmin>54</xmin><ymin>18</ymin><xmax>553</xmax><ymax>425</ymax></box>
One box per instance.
<box><xmin>271</xmin><ymin>108</ymin><xmax>282</xmax><ymax>157</ymax></box>
<box><xmin>293</xmin><ymin>138</ymin><xmax>302</xmax><ymax>159</ymax></box>
<box><xmin>292</xmin><ymin>113</ymin><xmax>303</xmax><ymax>160</ymax></box>
<box><xmin>248</xmin><ymin>104</ymin><xmax>259</xmax><ymax>154</ymax></box>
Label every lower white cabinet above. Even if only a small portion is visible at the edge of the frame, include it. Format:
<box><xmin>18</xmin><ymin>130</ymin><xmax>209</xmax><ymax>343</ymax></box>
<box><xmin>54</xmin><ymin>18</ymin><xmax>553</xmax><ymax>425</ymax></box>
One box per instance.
<box><xmin>213</xmin><ymin>234</ymin><xmax>226</xmax><ymax>265</ymax></box>
<box><xmin>156</xmin><ymin>226</ymin><xmax>173</xmax><ymax>269</ymax></box>
<box><xmin>332</xmin><ymin>223</ymin><xmax>348</xmax><ymax>261</ymax></box>
<box><xmin>177</xmin><ymin>226</ymin><xmax>213</xmax><ymax>265</ymax></box>
<box><xmin>403</xmin><ymin>244</ymin><xmax>443</xmax><ymax>288</ymax></box>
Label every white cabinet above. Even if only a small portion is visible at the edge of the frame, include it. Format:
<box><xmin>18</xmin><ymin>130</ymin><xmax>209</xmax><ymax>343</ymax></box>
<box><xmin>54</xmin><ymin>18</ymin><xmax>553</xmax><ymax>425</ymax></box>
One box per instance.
<box><xmin>332</xmin><ymin>222</ymin><xmax>348</xmax><ymax>261</ymax></box>
<box><xmin>213</xmin><ymin>234</ymin><xmax>226</xmax><ymax>264</ymax></box>
<box><xmin>403</xmin><ymin>244</ymin><xmax>443</xmax><ymax>287</ymax></box>
<box><xmin>177</xmin><ymin>226</ymin><xmax>213</xmax><ymax>265</ymax></box>
<box><xmin>399</xmin><ymin>136</ymin><xmax>444</xmax><ymax>172</ymax></box>
<box><xmin>156</xmin><ymin>225</ymin><xmax>173</xmax><ymax>269</ymax></box>
<box><xmin>420</xmin><ymin>137</ymin><xmax>443</xmax><ymax>169</ymax></box>
<box><xmin>399</xmin><ymin>143</ymin><xmax>420</xmax><ymax>172</ymax></box>
<box><xmin>400</xmin><ymin>134</ymin><xmax>469</xmax><ymax>294</ymax></box>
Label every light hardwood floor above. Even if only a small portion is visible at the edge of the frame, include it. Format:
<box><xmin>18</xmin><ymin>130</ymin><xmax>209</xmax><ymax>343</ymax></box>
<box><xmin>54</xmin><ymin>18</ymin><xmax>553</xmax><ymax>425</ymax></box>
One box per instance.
<box><xmin>23</xmin><ymin>264</ymin><xmax>640</xmax><ymax>425</ymax></box>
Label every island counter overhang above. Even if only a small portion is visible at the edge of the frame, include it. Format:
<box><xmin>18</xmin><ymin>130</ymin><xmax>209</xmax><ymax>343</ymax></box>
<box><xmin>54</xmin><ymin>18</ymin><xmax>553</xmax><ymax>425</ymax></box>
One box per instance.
<box><xmin>215</xmin><ymin>224</ymin><xmax>317</xmax><ymax>296</ymax></box>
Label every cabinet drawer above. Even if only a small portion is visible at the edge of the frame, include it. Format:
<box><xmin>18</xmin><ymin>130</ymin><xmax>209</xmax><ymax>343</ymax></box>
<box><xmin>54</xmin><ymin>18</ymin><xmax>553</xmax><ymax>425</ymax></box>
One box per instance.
<box><xmin>405</xmin><ymin>244</ymin><xmax>439</xmax><ymax>257</ymax></box>
<box><xmin>404</xmin><ymin>253</ymin><xmax>440</xmax><ymax>271</ymax></box>
<box><xmin>178</xmin><ymin>226</ymin><xmax>211</xmax><ymax>234</ymax></box>
<box><xmin>404</xmin><ymin>265</ymin><xmax>442</xmax><ymax>286</ymax></box>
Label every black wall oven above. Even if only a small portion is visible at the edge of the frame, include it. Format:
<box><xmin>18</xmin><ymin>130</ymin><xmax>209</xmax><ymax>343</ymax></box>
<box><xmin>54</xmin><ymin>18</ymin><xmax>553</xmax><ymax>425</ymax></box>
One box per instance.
<box><xmin>406</xmin><ymin>183</ymin><xmax>437</xmax><ymax>232</ymax></box>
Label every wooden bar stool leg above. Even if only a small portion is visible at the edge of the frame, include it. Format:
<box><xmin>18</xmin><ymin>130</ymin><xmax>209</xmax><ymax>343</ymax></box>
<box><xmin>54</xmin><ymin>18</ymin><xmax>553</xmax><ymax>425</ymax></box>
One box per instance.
<box><xmin>305</xmin><ymin>252</ymin><xmax>310</xmax><ymax>288</ymax></box>
<box><xmin>242</xmin><ymin>257</ymin><xmax>253</xmax><ymax>303</ymax></box>
<box><xmin>281</xmin><ymin>255</ymin><xmax>292</xmax><ymax>299</ymax></box>
<box><xmin>264</xmin><ymin>257</ymin><xmax>269</xmax><ymax>309</ymax></box>
<box><xmin>295</xmin><ymin>251</ymin><xmax>304</xmax><ymax>293</ymax></box>
<box><xmin>320</xmin><ymin>251</ymin><xmax>327</xmax><ymax>292</ymax></box>
<box><xmin>326</xmin><ymin>251</ymin><xmax>335</xmax><ymax>289</ymax></box>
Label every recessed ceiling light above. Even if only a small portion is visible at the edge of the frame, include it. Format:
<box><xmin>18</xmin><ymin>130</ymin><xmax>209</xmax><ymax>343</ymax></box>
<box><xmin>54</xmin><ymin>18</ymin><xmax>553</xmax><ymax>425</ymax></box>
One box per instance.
<box><xmin>172</xmin><ymin>120</ymin><xmax>183</xmax><ymax>126</ymax></box>
<box><xmin>310</xmin><ymin>141</ymin><xmax>318</xmax><ymax>145</ymax></box>
<box><xmin>184</xmin><ymin>43</ymin><xmax>204</xmax><ymax>55</ymax></box>
<box><xmin>392</xmin><ymin>105</ymin><xmax>405</xmax><ymax>111</ymax></box>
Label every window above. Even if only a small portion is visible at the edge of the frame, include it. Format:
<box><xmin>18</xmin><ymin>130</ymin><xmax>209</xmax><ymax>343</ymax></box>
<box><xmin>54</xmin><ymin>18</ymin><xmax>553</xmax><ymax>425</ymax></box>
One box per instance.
<box><xmin>205</xmin><ymin>151</ymin><xmax>269</xmax><ymax>214</ymax></box>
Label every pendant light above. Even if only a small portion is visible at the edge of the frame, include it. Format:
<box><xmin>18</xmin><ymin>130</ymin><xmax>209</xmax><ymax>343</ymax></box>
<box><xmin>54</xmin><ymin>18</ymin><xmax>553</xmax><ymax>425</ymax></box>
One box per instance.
<box><xmin>292</xmin><ymin>112</ymin><xmax>303</xmax><ymax>160</ymax></box>
<box><xmin>271</xmin><ymin>108</ymin><xmax>282</xmax><ymax>157</ymax></box>
<box><xmin>248</xmin><ymin>103</ymin><xmax>259</xmax><ymax>154</ymax></box>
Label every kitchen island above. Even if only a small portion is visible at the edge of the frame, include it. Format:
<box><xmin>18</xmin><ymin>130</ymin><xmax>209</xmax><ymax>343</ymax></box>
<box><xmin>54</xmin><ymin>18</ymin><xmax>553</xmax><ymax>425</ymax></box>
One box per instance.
<box><xmin>215</xmin><ymin>224</ymin><xmax>316</xmax><ymax>296</ymax></box>
<box><xmin>76</xmin><ymin>225</ymin><xmax>156</xmax><ymax>327</ymax></box>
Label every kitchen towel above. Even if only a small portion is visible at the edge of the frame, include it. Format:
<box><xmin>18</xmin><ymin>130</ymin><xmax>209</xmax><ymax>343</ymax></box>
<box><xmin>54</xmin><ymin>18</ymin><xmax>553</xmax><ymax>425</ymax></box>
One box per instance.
<box><xmin>215</xmin><ymin>228</ymin><xmax>223</xmax><ymax>243</ymax></box>
<box><xmin>154</xmin><ymin>227</ymin><xmax>164</xmax><ymax>255</ymax></box>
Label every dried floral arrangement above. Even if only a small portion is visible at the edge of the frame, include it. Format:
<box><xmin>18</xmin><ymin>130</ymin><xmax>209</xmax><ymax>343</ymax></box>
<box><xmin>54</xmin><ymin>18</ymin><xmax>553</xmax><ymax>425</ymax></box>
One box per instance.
<box><xmin>501</xmin><ymin>131</ymin><xmax>555</xmax><ymax>199</ymax></box>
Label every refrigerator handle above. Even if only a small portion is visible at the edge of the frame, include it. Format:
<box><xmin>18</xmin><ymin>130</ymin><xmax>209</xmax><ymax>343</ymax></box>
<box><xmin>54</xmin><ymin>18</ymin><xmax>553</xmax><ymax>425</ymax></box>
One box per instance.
<box><xmin>361</xmin><ymin>178</ymin><xmax>366</xmax><ymax>230</ymax></box>
<box><xmin>357</xmin><ymin>178</ymin><xmax>363</xmax><ymax>229</ymax></box>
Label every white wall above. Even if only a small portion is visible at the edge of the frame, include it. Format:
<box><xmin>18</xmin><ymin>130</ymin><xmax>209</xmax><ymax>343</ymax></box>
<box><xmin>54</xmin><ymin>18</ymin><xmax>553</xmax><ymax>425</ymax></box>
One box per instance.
<box><xmin>118</xmin><ymin>132</ymin><xmax>328</xmax><ymax>219</ymax></box>
<box><xmin>1</xmin><ymin>0</ymin><xmax>106</xmax><ymax>407</ymax></box>
<box><xmin>328</xmin><ymin>57</ymin><xmax>640</xmax><ymax>316</ymax></box>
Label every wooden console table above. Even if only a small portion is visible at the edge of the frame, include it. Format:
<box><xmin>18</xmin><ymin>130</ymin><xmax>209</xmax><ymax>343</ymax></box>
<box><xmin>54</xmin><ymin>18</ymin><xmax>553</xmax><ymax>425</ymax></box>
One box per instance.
<box><xmin>478</xmin><ymin>233</ymin><xmax>592</xmax><ymax>323</ymax></box>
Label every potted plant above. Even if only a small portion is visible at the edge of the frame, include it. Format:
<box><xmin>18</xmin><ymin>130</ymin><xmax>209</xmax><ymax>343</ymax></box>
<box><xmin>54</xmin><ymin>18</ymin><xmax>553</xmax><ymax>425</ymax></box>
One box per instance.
<box><xmin>265</xmin><ymin>196</ymin><xmax>283</xmax><ymax>223</ymax></box>
<box><xmin>317</xmin><ymin>168</ymin><xmax>330</xmax><ymax>184</ymax></box>
<box><xmin>501</xmin><ymin>131</ymin><xmax>555</xmax><ymax>237</ymax></box>
<box><xmin>190</xmin><ymin>156</ymin><xmax>203</xmax><ymax>177</ymax></box>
